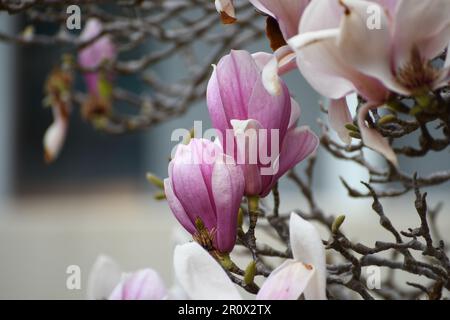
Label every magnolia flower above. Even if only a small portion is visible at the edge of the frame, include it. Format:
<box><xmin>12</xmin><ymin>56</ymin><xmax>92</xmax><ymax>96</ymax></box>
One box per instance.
<box><xmin>174</xmin><ymin>213</ymin><xmax>327</xmax><ymax>300</ymax></box>
<box><xmin>78</xmin><ymin>18</ymin><xmax>116</xmax><ymax>97</ymax></box>
<box><xmin>87</xmin><ymin>255</ymin><xmax>184</xmax><ymax>300</ymax></box>
<box><xmin>207</xmin><ymin>50</ymin><xmax>318</xmax><ymax>197</ymax></box>
<box><xmin>87</xmin><ymin>255</ymin><xmax>124</xmax><ymax>300</ymax></box>
<box><xmin>164</xmin><ymin>138</ymin><xmax>245</xmax><ymax>253</ymax></box>
<box><xmin>109</xmin><ymin>269</ymin><xmax>168</xmax><ymax>300</ymax></box>
<box><xmin>248</xmin><ymin>1</ymin><xmax>311</xmax><ymax>95</ymax></box>
<box><xmin>288</xmin><ymin>0</ymin><xmax>450</xmax><ymax>165</ymax></box>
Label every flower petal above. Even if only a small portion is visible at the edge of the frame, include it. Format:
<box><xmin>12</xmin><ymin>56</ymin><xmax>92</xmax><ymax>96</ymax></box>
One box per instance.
<box><xmin>171</xmin><ymin>141</ymin><xmax>218</xmax><ymax>230</ymax></box>
<box><xmin>328</xmin><ymin>98</ymin><xmax>352</xmax><ymax>144</ymax></box>
<box><xmin>288</xmin><ymin>98</ymin><xmax>301</xmax><ymax>130</ymax></box>
<box><xmin>231</xmin><ymin>119</ymin><xmax>263</xmax><ymax>195</ymax></box>
<box><xmin>256</xmin><ymin>260</ymin><xmax>315</xmax><ymax>300</ymax></box>
<box><xmin>164</xmin><ymin>178</ymin><xmax>196</xmax><ymax>235</ymax></box>
<box><xmin>109</xmin><ymin>269</ymin><xmax>168</xmax><ymax>300</ymax></box>
<box><xmin>393</xmin><ymin>0</ymin><xmax>450</xmax><ymax>65</ymax></box>
<box><xmin>87</xmin><ymin>255</ymin><xmax>122</xmax><ymax>300</ymax></box>
<box><xmin>289</xmin><ymin>213</ymin><xmax>327</xmax><ymax>300</ymax></box>
<box><xmin>358</xmin><ymin>102</ymin><xmax>398</xmax><ymax>166</ymax></box>
<box><xmin>249</xmin><ymin>0</ymin><xmax>310</xmax><ymax>39</ymax></box>
<box><xmin>338</xmin><ymin>0</ymin><xmax>408</xmax><ymax>95</ymax></box>
<box><xmin>211</xmin><ymin>155</ymin><xmax>244</xmax><ymax>252</ymax></box>
<box><xmin>173</xmin><ymin>242</ymin><xmax>241</xmax><ymax>300</ymax></box>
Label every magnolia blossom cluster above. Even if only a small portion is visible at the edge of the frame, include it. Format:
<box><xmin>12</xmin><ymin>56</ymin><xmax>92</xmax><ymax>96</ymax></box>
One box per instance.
<box><xmin>88</xmin><ymin>214</ymin><xmax>326</xmax><ymax>300</ymax></box>
<box><xmin>84</xmin><ymin>0</ymin><xmax>450</xmax><ymax>300</ymax></box>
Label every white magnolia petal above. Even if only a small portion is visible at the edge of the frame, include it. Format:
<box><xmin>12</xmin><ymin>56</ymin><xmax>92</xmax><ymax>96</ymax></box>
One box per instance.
<box><xmin>173</xmin><ymin>242</ymin><xmax>242</xmax><ymax>300</ymax></box>
<box><xmin>87</xmin><ymin>255</ymin><xmax>122</xmax><ymax>300</ymax></box>
<box><xmin>329</xmin><ymin>98</ymin><xmax>352</xmax><ymax>145</ymax></box>
<box><xmin>288</xmin><ymin>98</ymin><xmax>301</xmax><ymax>130</ymax></box>
<box><xmin>256</xmin><ymin>260</ymin><xmax>315</xmax><ymax>300</ymax></box>
<box><xmin>288</xmin><ymin>29</ymin><xmax>357</xmax><ymax>99</ymax></box>
<box><xmin>358</xmin><ymin>102</ymin><xmax>398</xmax><ymax>166</ymax></box>
<box><xmin>289</xmin><ymin>213</ymin><xmax>327</xmax><ymax>300</ymax></box>
<box><xmin>338</xmin><ymin>0</ymin><xmax>408</xmax><ymax>95</ymax></box>
<box><xmin>262</xmin><ymin>54</ymin><xmax>282</xmax><ymax>96</ymax></box>
<box><xmin>393</xmin><ymin>0</ymin><xmax>450</xmax><ymax>65</ymax></box>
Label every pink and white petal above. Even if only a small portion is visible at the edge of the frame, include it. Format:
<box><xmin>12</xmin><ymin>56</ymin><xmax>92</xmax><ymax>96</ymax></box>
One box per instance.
<box><xmin>299</xmin><ymin>0</ymin><xmax>343</xmax><ymax>33</ymax></box>
<box><xmin>207</xmin><ymin>65</ymin><xmax>231</xmax><ymax>134</ymax></box>
<box><xmin>289</xmin><ymin>213</ymin><xmax>327</xmax><ymax>300</ymax></box>
<box><xmin>254</xmin><ymin>46</ymin><xmax>297</xmax><ymax>96</ymax></box>
<box><xmin>393</xmin><ymin>0</ymin><xmax>450</xmax><ymax>65</ymax></box>
<box><xmin>109</xmin><ymin>269</ymin><xmax>168</xmax><ymax>300</ymax></box>
<box><xmin>231</xmin><ymin>119</ymin><xmax>263</xmax><ymax>195</ymax></box>
<box><xmin>164</xmin><ymin>178</ymin><xmax>196</xmax><ymax>235</ymax></box>
<box><xmin>249</xmin><ymin>0</ymin><xmax>309</xmax><ymax>39</ymax></box>
<box><xmin>215</xmin><ymin>50</ymin><xmax>260</xmax><ymax>120</ymax></box>
<box><xmin>87</xmin><ymin>255</ymin><xmax>122</xmax><ymax>300</ymax></box>
<box><xmin>288</xmin><ymin>29</ymin><xmax>357</xmax><ymax>99</ymax></box>
<box><xmin>276</xmin><ymin>126</ymin><xmax>319</xmax><ymax>178</ymax></box>
<box><xmin>256</xmin><ymin>260</ymin><xmax>315</xmax><ymax>300</ymax></box>
<box><xmin>248</xmin><ymin>76</ymin><xmax>291</xmax><ymax>139</ymax></box>
<box><xmin>171</xmin><ymin>144</ymin><xmax>217</xmax><ymax>230</ymax></box>
<box><xmin>358</xmin><ymin>102</ymin><xmax>398</xmax><ymax>166</ymax></box>
<box><xmin>288</xmin><ymin>98</ymin><xmax>301</xmax><ymax>130</ymax></box>
<box><xmin>211</xmin><ymin>155</ymin><xmax>244</xmax><ymax>252</ymax></box>
<box><xmin>338</xmin><ymin>0</ymin><xmax>408</xmax><ymax>95</ymax></box>
<box><xmin>329</xmin><ymin>98</ymin><xmax>352</xmax><ymax>145</ymax></box>
<box><xmin>173</xmin><ymin>242</ymin><xmax>242</xmax><ymax>300</ymax></box>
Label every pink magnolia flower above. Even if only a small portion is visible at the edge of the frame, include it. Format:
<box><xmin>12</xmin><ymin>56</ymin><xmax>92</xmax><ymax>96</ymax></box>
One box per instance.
<box><xmin>87</xmin><ymin>255</ymin><xmax>186</xmax><ymax>300</ymax></box>
<box><xmin>109</xmin><ymin>269</ymin><xmax>168</xmax><ymax>300</ymax></box>
<box><xmin>288</xmin><ymin>0</ymin><xmax>450</xmax><ymax>165</ymax></box>
<box><xmin>78</xmin><ymin>18</ymin><xmax>116</xmax><ymax>96</ymax></box>
<box><xmin>164</xmin><ymin>138</ymin><xmax>245</xmax><ymax>253</ymax></box>
<box><xmin>174</xmin><ymin>213</ymin><xmax>326</xmax><ymax>300</ymax></box>
<box><xmin>207</xmin><ymin>50</ymin><xmax>318</xmax><ymax>197</ymax></box>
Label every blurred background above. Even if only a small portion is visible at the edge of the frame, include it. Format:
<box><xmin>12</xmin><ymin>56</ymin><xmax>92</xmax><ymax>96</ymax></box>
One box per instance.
<box><xmin>0</xmin><ymin>7</ymin><xmax>449</xmax><ymax>299</ymax></box>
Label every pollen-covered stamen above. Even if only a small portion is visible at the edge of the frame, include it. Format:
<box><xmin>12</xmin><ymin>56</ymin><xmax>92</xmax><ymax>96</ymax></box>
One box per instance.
<box><xmin>193</xmin><ymin>217</ymin><xmax>217</xmax><ymax>252</ymax></box>
<box><xmin>397</xmin><ymin>46</ymin><xmax>440</xmax><ymax>92</ymax></box>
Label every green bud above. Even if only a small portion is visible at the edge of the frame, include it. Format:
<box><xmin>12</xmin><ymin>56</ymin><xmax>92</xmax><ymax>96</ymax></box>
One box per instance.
<box><xmin>344</xmin><ymin>123</ymin><xmax>359</xmax><ymax>132</ymax></box>
<box><xmin>237</xmin><ymin>208</ymin><xmax>244</xmax><ymax>229</ymax></box>
<box><xmin>377</xmin><ymin>114</ymin><xmax>397</xmax><ymax>126</ymax></box>
<box><xmin>332</xmin><ymin>215</ymin><xmax>346</xmax><ymax>234</ymax></box>
<box><xmin>247</xmin><ymin>196</ymin><xmax>259</xmax><ymax>213</ymax></box>
<box><xmin>349</xmin><ymin>132</ymin><xmax>362</xmax><ymax>140</ymax></box>
<box><xmin>409</xmin><ymin>104</ymin><xmax>424</xmax><ymax>116</ymax></box>
<box><xmin>386</xmin><ymin>100</ymin><xmax>409</xmax><ymax>113</ymax></box>
<box><xmin>244</xmin><ymin>261</ymin><xmax>257</xmax><ymax>285</ymax></box>
<box><xmin>146</xmin><ymin>172</ymin><xmax>164</xmax><ymax>189</ymax></box>
<box><xmin>154</xmin><ymin>192</ymin><xmax>166</xmax><ymax>201</ymax></box>
<box><xmin>219</xmin><ymin>254</ymin><xmax>234</xmax><ymax>270</ymax></box>
<box><xmin>415</xmin><ymin>93</ymin><xmax>432</xmax><ymax>108</ymax></box>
